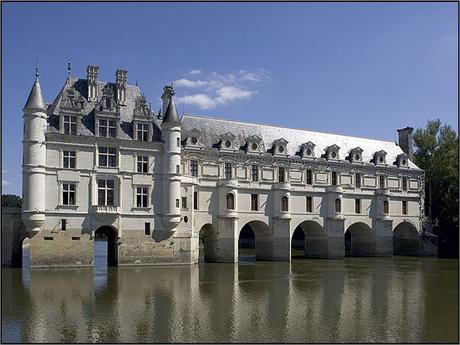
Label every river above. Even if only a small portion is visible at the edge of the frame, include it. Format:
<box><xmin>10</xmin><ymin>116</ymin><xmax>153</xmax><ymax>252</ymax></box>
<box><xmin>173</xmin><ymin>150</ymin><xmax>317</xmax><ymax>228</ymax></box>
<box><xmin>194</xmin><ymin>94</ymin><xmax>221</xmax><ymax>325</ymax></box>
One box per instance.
<box><xmin>1</xmin><ymin>242</ymin><xmax>458</xmax><ymax>343</ymax></box>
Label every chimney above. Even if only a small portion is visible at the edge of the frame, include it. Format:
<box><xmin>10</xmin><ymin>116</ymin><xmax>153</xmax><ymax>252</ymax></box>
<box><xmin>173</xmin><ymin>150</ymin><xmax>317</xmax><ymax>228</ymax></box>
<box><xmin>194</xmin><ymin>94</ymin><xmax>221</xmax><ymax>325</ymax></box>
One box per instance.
<box><xmin>397</xmin><ymin>127</ymin><xmax>414</xmax><ymax>160</ymax></box>
<box><xmin>115</xmin><ymin>69</ymin><xmax>127</xmax><ymax>105</ymax></box>
<box><xmin>86</xmin><ymin>65</ymin><xmax>99</xmax><ymax>102</ymax></box>
<box><xmin>161</xmin><ymin>85</ymin><xmax>175</xmax><ymax>117</ymax></box>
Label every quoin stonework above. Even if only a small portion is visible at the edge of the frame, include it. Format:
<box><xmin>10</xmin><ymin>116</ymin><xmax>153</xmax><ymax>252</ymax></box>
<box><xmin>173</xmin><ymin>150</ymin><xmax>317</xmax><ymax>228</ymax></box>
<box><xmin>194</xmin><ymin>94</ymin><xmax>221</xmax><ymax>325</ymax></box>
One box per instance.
<box><xmin>17</xmin><ymin>65</ymin><xmax>437</xmax><ymax>268</ymax></box>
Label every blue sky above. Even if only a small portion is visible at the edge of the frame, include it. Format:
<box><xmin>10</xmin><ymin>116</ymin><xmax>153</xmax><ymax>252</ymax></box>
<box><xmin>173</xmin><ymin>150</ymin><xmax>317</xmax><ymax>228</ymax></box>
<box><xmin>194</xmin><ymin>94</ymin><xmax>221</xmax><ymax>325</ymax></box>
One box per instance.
<box><xmin>2</xmin><ymin>2</ymin><xmax>458</xmax><ymax>195</ymax></box>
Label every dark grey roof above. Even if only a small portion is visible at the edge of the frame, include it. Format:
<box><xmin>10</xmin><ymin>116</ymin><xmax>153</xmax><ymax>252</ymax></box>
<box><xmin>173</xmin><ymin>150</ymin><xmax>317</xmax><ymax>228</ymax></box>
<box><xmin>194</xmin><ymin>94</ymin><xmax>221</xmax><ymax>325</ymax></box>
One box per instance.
<box><xmin>46</xmin><ymin>78</ymin><xmax>162</xmax><ymax>140</ymax></box>
<box><xmin>181</xmin><ymin>114</ymin><xmax>421</xmax><ymax>170</ymax></box>
<box><xmin>24</xmin><ymin>77</ymin><xmax>46</xmax><ymax>112</ymax></box>
<box><xmin>162</xmin><ymin>98</ymin><xmax>180</xmax><ymax>124</ymax></box>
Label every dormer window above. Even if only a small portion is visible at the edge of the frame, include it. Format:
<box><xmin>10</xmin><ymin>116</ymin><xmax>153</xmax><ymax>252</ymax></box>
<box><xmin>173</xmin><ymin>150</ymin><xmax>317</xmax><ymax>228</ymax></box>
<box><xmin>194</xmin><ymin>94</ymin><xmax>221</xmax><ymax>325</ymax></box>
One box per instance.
<box><xmin>191</xmin><ymin>137</ymin><xmax>198</xmax><ymax>145</ymax></box>
<box><xmin>396</xmin><ymin>153</ymin><xmax>409</xmax><ymax>168</ymax></box>
<box><xmin>136</xmin><ymin>123</ymin><xmax>150</xmax><ymax>141</ymax></box>
<box><xmin>219</xmin><ymin>132</ymin><xmax>236</xmax><ymax>151</ymax></box>
<box><xmin>106</xmin><ymin>98</ymin><xmax>112</xmax><ymax>109</ymax></box>
<box><xmin>373</xmin><ymin>150</ymin><xmax>387</xmax><ymax>165</ymax></box>
<box><xmin>185</xmin><ymin>128</ymin><xmax>204</xmax><ymax>148</ymax></box>
<box><xmin>326</xmin><ymin>145</ymin><xmax>340</xmax><ymax>160</ymax></box>
<box><xmin>225</xmin><ymin>140</ymin><xmax>232</xmax><ymax>148</ymax></box>
<box><xmin>246</xmin><ymin>135</ymin><xmax>263</xmax><ymax>154</ymax></box>
<box><xmin>98</xmin><ymin>117</ymin><xmax>117</xmax><ymax>138</ymax></box>
<box><xmin>63</xmin><ymin>115</ymin><xmax>77</xmax><ymax>135</ymax></box>
<box><xmin>349</xmin><ymin>147</ymin><xmax>363</xmax><ymax>163</ymax></box>
<box><xmin>300</xmin><ymin>141</ymin><xmax>315</xmax><ymax>158</ymax></box>
<box><xmin>272</xmin><ymin>138</ymin><xmax>288</xmax><ymax>156</ymax></box>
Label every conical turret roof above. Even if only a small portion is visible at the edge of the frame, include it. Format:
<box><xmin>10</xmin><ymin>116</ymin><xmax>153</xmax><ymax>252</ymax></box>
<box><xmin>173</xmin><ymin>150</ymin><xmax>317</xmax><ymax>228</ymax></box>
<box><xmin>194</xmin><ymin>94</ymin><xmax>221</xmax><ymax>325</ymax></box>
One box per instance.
<box><xmin>162</xmin><ymin>97</ymin><xmax>180</xmax><ymax>125</ymax></box>
<box><xmin>23</xmin><ymin>77</ymin><xmax>46</xmax><ymax>112</ymax></box>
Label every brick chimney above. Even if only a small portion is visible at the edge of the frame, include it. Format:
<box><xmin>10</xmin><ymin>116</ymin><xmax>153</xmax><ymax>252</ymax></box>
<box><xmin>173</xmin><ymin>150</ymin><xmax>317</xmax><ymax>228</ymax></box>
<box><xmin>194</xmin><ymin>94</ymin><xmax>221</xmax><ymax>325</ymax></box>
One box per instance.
<box><xmin>397</xmin><ymin>127</ymin><xmax>414</xmax><ymax>160</ymax></box>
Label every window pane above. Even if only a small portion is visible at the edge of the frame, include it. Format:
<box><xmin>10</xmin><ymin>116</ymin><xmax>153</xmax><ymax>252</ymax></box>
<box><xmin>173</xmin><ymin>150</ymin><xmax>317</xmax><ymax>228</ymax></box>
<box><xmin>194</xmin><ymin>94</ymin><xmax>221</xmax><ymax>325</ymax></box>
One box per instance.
<box><xmin>63</xmin><ymin>191</ymin><xmax>69</xmax><ymax>205</ymax></box>
<box><xmin>107</xmin><ymin>190</ymin><xmax>114</xmax><ymax>205</ymax></box>
<box><xmin>109</xmin><ymin>155</ymin><xmax>116</xmax><ymax>167</ymax></box>
<box><xmin>99</xmin><ymin>155</ymin><xmax>107</xmax><ymax>166</ymax></box>
<box><xmin>107</xmin><ymin>180</ymin><xmax>114</xmax><ymax>189</ymax></box>
<box><xmin>98</xmin><ymin>189</ymin><xmax>105</xmax><ymax>206</ymax></box>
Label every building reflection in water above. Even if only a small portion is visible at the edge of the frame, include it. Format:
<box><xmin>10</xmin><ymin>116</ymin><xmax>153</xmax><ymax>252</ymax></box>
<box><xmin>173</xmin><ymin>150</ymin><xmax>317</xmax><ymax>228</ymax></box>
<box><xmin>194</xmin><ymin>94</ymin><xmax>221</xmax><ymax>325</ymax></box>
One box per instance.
<box><xmin>1</xmin><ymin>257</ymin><xmax>458</xmax><ymax>343</ymax></box>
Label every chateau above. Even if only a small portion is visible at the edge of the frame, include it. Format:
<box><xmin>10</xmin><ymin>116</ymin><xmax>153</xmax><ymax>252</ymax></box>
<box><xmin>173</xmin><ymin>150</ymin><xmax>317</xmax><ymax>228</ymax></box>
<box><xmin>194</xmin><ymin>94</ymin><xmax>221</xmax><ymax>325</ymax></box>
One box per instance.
<box><xmin>20</xmin><ymin>65</ymin><xmax>433</xmax><ymax>268</ymax></box>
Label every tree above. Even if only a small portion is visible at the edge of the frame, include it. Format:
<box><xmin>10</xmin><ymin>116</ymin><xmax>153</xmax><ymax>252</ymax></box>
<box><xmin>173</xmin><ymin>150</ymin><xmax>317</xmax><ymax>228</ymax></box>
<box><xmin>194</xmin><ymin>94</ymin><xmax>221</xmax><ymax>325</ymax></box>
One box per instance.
<box><xmin>1</xmin><ymin>194</ymin><xmax>22</xmax><ymax>208</ymax></box>
<box><xmin>413</xmin><ymin>119</ymin><xmax>459</xmax><ymax>257</ymax></box>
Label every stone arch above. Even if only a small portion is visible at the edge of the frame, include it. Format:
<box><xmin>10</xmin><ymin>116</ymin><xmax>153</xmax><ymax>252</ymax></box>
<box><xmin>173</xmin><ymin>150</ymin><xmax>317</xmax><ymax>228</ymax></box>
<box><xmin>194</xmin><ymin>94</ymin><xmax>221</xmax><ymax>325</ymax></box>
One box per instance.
<box><xmin>292</xmin><ymin>220</ymin><xmax>327</xmax><ymax>258</ymax></box>
<box><xmin>94</xmin><ymin>225</ymin><xmax>118</xmax><ymax>266</ymax></box>
<box><xmin>198</xmin><ymin>223</ymin><xmax>219</xmax><ymax>262</ymax></box>
<box><xmin>345</xmin><ymin>222</ymin><xmax>374</xmax><ymax>256</ymax></box>
<box><xmin>393</xmin><ymin>221</ymin><xmax>420</xmax><ymax>256</ymax></box>
<box><xmin>238</xmin><ymin>220</ymin><xmax>272</xmax><ymax>261</ymax></box>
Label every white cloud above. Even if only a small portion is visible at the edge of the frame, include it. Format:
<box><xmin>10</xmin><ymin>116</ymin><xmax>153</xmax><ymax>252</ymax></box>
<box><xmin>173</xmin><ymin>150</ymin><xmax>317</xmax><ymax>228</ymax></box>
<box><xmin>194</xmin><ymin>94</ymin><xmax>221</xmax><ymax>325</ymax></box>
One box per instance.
<box><xmin>189</xmin><ymin>69</ymin><xmax>201</xmax><ymax>75</ymax></box>
<box><xmin>173</xmin><ymin>68</ymin><xmax>269</xmax><ymax>110</ymax></box>
<box><xmin>2</xmin><ymin>180</ymin><xmax>10</xmax><ymax>186</ymax></box>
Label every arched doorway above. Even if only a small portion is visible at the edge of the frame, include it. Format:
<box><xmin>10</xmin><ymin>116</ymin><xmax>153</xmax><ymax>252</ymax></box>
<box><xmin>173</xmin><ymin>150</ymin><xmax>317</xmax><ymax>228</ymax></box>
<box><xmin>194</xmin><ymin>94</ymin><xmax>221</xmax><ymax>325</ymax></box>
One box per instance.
<box><xmin>292</xmin><ymin>221</ymin><xmax>327</xmax><ymax>258</ymax></box>
<box><xmin>238</xmin><ymin>221</ymin><xmax>272</xmax><ymax>261</ymax></box>
<box><xmin>393</xmin><ymin>222</ymin><xmax>420</xmax><ymax>256</ymax></box>
<box><xmin>198</xmin><ymin>223</ymin><xmax>219</xmax><ymax>262</ymax></box>
<box><xmin>345</xmin><ymin>222</ymin><xmax>374</xmax><ymax>256</ymax></box>
<box><xmin>94</xmin><ymin>226</ymin><xmax>118</xmax><ymax>267</ymax></box>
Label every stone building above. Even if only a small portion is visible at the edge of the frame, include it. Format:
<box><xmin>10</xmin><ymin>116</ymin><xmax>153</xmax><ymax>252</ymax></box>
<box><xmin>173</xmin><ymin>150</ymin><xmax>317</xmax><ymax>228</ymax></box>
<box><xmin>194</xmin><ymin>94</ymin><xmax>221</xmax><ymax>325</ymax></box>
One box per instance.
<box><xmin>19</xmin><ymin>65</ymin><xmax>432</xmax><ymax>268</ymax></box>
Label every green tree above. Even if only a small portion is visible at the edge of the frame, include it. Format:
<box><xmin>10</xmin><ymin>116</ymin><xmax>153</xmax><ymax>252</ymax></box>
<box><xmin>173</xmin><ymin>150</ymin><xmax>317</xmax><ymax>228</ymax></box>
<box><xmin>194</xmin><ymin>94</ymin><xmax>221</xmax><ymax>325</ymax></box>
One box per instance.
<box><xmin>1</xmin><ymin>194</ymin><xmax>22</xmax><ymax>207</ymax></box>
<box><xmin>413</xmin><ymin>119</ymin><xmax>459</xmax><ymax>257</ymax></box>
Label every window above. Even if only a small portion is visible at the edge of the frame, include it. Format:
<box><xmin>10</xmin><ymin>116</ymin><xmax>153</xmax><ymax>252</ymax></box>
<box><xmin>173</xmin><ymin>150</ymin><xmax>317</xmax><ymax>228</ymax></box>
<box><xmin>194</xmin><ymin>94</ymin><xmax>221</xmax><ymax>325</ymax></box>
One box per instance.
<box><xmin>379</xmin><ymin>175</ymin><xmax>385</xmax><ymax>189</ymax></box>
<box><xmin>355</xmin><ymin>173</ymin><xmax>361</xmax><ymax>188</ymax></box>
<box><xmin>224</xmin><ymin>163</ymin><xmax>232</xmax><ymax>179</ymax></box>
<box><xmin>226</xmin><ymin>193</ymin><xmax>235</xmax><ymax>210</ymax></box>
<box><xmin>176</xmin><ymin>165</ymin><xmax>180</xmax><ymax>174</ymax></box>
<box><xmin>331</xmin><ymin>171</ymin><xmax>338</xmax><ymax>186</ymax></box>
<box><xmin>61</xmin><ymin>219</ymin><xmax>67</xmax><ymax>231</ymax></box>
<box><xmin>306</xmin><ymin>169</ymin><xmax>313</xmax><ymax>185</ymax></box>
<box><xmin>306</xmin><ymin>196</ymin><xmax>313</xmax><ymax>213</ymax></box>
<box><xmin>97</xmin><ymin>179</ymin><xmax>115</xmax><ymax>206</ymax></box>
<box><xmin>355</xmin><ymin>199</ymin><xmax>361</xmax><ymax>214</ymax></box>
<box><xmin>182</xmin><ymin>197</ymin><xmax>187</xmax><ymax>209</ymax></box>
<box><xmin>137</xmin><ymin>123</ymin><xmax>149</xmax><ymax>141</ymax></box>
<box><xmin>105</xmin><ymin>98</ymin><xmax>112</xmax><ymax>109</ymax></box>
<box><xmin>176</xmin><ymin>199</ymin><xmax>180</xmax><ymax>208</ymax></box>
<box><xmin>136</xmin><ymin>186</ymin><xmax>148</xmax><ymax>208</ymax></box>
<box><xmin>193</xmin><ymin>191</ymin><xmax>198</xmax><ymax>210</ymax></box>
<box><xmin>62</xmin><ymin>183</ymin><xmax>76</xmax><ymax>205</ymax></box>
<box><xmin>190</xmin><ymin>160</ymin><xmax>198</xmax><ymax>177</ymax></box>
<box><xmin>177</xmin><ymin>137</ymin><xmax>180</xmax><ymax>147</ymax></box>
<box><xmin>402</xmin><ymin>201</ymin><xmax>407</xmax><ymax>215</ymax></box>
<box><xmin>335</xmin><ymin>198</ymin><xmax>341</xmax><ymax>213</ymax></box>
<box><xmin>281</xmin><ymin>196</ymin><xmax>289</xmax><ymax>212</ymax></box>
<box><xmin>402</xmin><ymin>177</ymin><xmax>407</xmax><ymax>191</ymax></box>
<box><xmin>383</xmin><ymin>200</ymin><xmax>389</xmax><ymax>214</ymax></box>
<box><xmin>63</xmin><ymin>151</ymin><xmax>76</xmax><ymax>169</ymax></box>
<box><xmin>279</xmin><ymin>167</ymin><xmax>285</xmax><ymax>182</ymax></box>
<box><xmin>98</xmin><ymin>118</ymin><xmax>116</xmax><ymax>138</ymax></box>
<box><xmin>137</xmin><ymin>156</ymin><xmax>148</xmax><ymax>173</ymax></box>
<box><xmin>63</xmin><ymin>115</ymin><xmax>77</xmax><ymax>135</ymax></box>
<box><xmin>251</xmin><ymin>194</ymin><xmax>258</xmax><ymax>211</ymax></box>
<box><xmin>98</xmin><ymin>147</ymin><xmax>117</xmax><ymax>167</ymax></box>
<box><xmin>145</xmin><ymin>223</ymin><xmax>151</xmax><ymax>235</ymax></box>
<box><xmin>251</xmin><ymin>165</ymin><xmax>259</xmax><ymax>182</ymax></box>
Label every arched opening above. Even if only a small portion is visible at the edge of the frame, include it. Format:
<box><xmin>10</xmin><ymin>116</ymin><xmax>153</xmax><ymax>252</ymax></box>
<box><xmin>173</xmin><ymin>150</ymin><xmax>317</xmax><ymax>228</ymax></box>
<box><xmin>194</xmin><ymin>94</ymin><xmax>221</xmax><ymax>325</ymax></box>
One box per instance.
<box><xmin>292</xmin><ymin>221</ymin><xmax>327</xmax><ymax>258</ymax></box>
<box><xmin>226</xmin><ymin>193</ymin><xmax>235</xmax><ymax>210</ymax></box>
<box><xmin>21</xmin><ymin>237</ymin><xmax>30</xmax><ymax>270</ymax></box>
<box><xmin>281</xmin><ymin>196</ymin><xmax>289</xmax><ymax>212</ymax></box>
<box><xmin>335</xmin><ymin>198</ymin><xmax>341</xmax><ymax>212</ymax></box>
<box><xmin>393</xmin><ymin>222</ymin><xmax>420</xmax><ymax>256</ymax></box>
<box><xmin>94</xmin><ymin>226</ymin><xmax>118</xmax><ymax>267</ymax></box>
<box><xmin>238</xmin><ymin>221</ymin><xmax>272</xmax><ymax>261</ymax></box>
<box><xmin>345</xmin><ymin>222</ymin><xmax>374</xmax><ymax>256</ymax></box>
<box><xmin>198</xmin><ymin>223</ymin><xmax>218</xmax><ymax>262</ymax></box>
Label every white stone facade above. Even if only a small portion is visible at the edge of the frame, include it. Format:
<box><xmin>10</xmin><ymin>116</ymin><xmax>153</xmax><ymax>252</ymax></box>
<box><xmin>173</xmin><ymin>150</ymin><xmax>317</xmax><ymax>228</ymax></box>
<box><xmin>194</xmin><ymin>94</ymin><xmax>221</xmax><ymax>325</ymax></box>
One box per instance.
<box><xmin>21</xmin><ymin>66</ymin><xmax>429</xmax><ymax>268</ymax></box>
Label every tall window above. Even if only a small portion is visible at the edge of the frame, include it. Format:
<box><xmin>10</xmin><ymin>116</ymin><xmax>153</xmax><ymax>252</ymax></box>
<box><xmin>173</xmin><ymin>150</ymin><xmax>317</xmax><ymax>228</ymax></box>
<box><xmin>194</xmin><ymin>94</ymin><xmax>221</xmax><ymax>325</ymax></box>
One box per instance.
<box><xmin>190</xmin><ymin>160</ymin><xmax>198</xmax><ymax>177</ymax></box>
<box><xmin>63</xmin><ymin>151</ymin><xmax>76</xmax><ymax>169</ymax></box>
<box><xmin>383</xmin><ymin>200</ymin><xmax>389</xmax><ymax>214</ymax></box>
<box><xmin>224</xmin><ymin>163</ymin><xmax>232</xmax><ymax>179</ymax></box>
<box><xmin>402</xmin><ymin>200</ymin><xmax>407</xmax><ymax>215</ymax></box>
<box><xmin>62</xmin><ymin>183</ymin><xmax>75</xmax><ymax>205</ymax></box>
<box><xmin>251</xmin><ymin>165</ymin><xmax>259</xmax><ymax>182</ymax></box>
<box><xmin>137</xmin><ymin>123</ymin><xmax>149</xmax><ymax>141</ymax></box>
<box><xmin>137</xmin><ymin>156</ymin><xmax>148</xmax><ymax>173</ymax></box>
<box><xmin>226</xmin><ymin>193</ymin><xmax>235</xmax><ymax>210</ymax></box>
<box><xmin>136</xmin><ymin>186</ymin><xmax>148</xmax><ymax>208</ymax></box>
<box><xmin>355</xmin><ymin>173</ymin><xmax>361</xmax><ymax>188</ymax></box>
<box><xmin>98</xmin><ymin>118</ymin><xmax>116</xmax><ymax>138</ymax></box>
<box><xmin>177</xmin><ymin>137</ymin><xmax>180</xmax><ymax>147</ymax></box>
<box><xmin>306</xmin><ymin>196</ymin><xmax>313</xmax><ymax>213</ymax></box>
<box><xmin>279</xmin><ymin>167</ymin><xmax>285</xmax><ymax>182</ymax></box>
<box><xmin>193</xmin><ymin>191</ymin><xmax>198</xmax><ymax>210</ymax></box>
<box><xmin>306</xmin><ymin>169</ymin><xmax>313</xmax><ymax>185</ymax></box>
<box><xmin>379</xmin><ymin>175</ymin><xmax>385</xmax><ymax>189</ymax></box>
<box><xmin>145</xmin><ymin>223</ymin><xmax>151</xmax><ymax>235</ymax></box>
<box><xmin>63</xmin><ymin>115</ymin><xmax>77</xmax><ymax>135</ymax></box>
<box><xmin>402</xmin><ymin>177</ymin><xmax>407</xmax><ymax>191</ymax></box>
<box><xmin>251</xmin><ymin>194</ymin><xmax>258</xmax><ymax>211</ymax></box>
<box><xmin>281</xmin><ymin>195</ymin><xmax>289</xmax><ymax>212</ymax></box>
<box><xmin>331</xmin><ymin>171</ymin><xmax>338</xmax><ymax>186</ymax></box>
<box><xmin>98</xmin><ymin>147</ymin><xmax>117</xmax><ymax>167</ymax></box>
<box><xmin>97</xmin><ymin>179</ymin><xmax>114</xmax><ymax>206</ymax></box>
<box><xmin>355</xmin><ymin>199</ymin><xmax>361</xmax><ymax>214</ymax></box>
<box><xmin>335</xmin><ymin>198</ymin><xmax>341</xmax><ymax>213</ymax></box>
<box><xmin>181</xmin><ymin>197</ymin><xmax>187</xmax><ymax>209</ymax></box>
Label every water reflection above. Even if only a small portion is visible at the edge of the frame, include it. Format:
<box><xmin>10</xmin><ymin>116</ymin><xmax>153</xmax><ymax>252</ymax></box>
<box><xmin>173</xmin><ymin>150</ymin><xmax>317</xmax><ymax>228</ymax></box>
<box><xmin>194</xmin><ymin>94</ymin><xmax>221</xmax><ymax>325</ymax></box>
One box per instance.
<box><xmin>2</xmin><ymin>257</ymin><xmax>458</xmax><ymax>343</ymax></box>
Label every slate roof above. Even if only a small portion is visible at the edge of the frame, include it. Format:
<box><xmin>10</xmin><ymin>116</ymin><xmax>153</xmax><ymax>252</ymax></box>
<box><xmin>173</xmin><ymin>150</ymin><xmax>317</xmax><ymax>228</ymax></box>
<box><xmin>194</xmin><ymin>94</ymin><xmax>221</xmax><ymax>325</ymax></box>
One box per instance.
<box><xmin>24</xmin><ymin>77</ymin><xmax>46</xmax><ymax>112</ymax></box>
<box><xmin>181</xmin><ymin>114</ymin><xmax>421</xmax><ymax>170</ymax></box>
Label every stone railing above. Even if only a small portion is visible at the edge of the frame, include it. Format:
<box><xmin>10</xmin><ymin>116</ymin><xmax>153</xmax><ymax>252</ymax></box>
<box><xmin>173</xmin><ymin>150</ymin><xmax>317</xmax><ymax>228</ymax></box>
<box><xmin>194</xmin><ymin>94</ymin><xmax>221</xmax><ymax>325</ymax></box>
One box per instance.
<box><xmin>92</xmin><ymin>205</ymin><xmax>119</xmax><ymax>214</ymax></box>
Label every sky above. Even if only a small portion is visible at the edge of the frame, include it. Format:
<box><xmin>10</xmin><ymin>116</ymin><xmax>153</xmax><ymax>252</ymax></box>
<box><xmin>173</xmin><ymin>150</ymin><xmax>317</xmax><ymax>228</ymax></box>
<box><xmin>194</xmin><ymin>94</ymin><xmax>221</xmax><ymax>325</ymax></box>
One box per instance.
<box><xmin>2</xmin><ymin>2</ymin><xmax>458</xmax><ymax>196</ymax></box>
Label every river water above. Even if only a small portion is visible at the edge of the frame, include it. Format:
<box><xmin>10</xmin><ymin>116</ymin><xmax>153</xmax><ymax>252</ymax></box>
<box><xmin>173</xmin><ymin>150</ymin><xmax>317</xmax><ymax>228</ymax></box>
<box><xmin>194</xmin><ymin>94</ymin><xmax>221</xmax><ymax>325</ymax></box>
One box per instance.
<box><xmin>1</xmin><ymin>243</ymin><xmax>458</xmax><ymax>343</ymax></box>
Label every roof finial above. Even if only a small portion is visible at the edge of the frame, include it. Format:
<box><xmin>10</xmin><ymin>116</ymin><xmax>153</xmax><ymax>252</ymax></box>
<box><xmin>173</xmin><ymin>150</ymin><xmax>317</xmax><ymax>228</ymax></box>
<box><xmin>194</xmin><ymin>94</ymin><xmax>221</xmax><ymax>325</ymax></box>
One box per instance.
<box><xmin>67</xmin><ymin>58</ymin><xmax>71</xmax><ymax>77</ymax></box>
<box><xmin>35</xmin><ymin>61</ymin><xmax>39</xmax><ymax>78</ymax></box>
<box><xmin>170</xmin><ymin>81</ymin><xmax>174</xmax><ymax>88</ymax></box>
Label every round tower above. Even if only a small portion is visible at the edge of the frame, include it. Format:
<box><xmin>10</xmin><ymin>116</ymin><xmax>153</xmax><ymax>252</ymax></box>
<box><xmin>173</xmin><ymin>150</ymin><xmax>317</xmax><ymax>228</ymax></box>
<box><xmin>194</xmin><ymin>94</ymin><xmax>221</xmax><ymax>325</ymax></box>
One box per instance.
<box><xmin>22</xmin><ymin>70</ymin><xmax>47</xmax><ymax>232</ymax></box>
<box><xmin>161</xmin><ymin>86</ymin><xmax>181</xmax><ymax>231</ymax></box>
